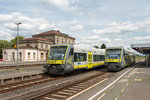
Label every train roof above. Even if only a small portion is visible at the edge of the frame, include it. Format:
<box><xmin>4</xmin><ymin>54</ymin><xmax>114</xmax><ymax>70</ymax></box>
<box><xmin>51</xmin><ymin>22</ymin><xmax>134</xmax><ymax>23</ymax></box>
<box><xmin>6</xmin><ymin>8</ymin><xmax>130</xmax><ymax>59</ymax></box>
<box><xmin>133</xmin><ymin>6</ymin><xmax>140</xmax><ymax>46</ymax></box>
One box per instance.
<box><xmin>74</xmin><ymin>45</ymin><xmax>105</xmax><ymax>54</ymax></box>
<box><xmin>106</xmin><ymin>46</ymin><xmax>124</xmax><ymax>49</ymax></box>
<box><xmin>106</xmin><ymin>46</ymin><xmax>135</xmax><ymax>55</ymax></box>
<box><xmin>50</xmin><ymin>44</ymin><xmax>105</xmax><ymax>54</ymax></box>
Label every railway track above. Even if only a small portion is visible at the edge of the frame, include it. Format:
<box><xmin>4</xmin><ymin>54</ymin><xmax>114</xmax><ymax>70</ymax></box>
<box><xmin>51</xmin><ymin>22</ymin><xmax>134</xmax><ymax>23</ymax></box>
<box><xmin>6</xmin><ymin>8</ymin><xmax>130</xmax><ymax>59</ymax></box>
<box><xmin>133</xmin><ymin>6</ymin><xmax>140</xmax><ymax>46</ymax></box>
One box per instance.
<box><xmin>0</xmin><ymin>76</ymin><xmax>54</xmax><ymax>94</ymax></box>
<box><xmin>4</xmin><ymin>68</ymin><xmax>114</xmax><ymax>100</ymax></box>
<box><xmin>30</xmin><ymin>62</ymin><xmax>140</xmax><ymax>100</ymax></box>
<box><xmin>0</xmin><ymin>67</ymin><xmax>106</xmax><ymax>99</ymax></box>
<box><xmin>32</xmin><ymin>72</ymin><xmax>113</xmax><ymax>100</ymax></box>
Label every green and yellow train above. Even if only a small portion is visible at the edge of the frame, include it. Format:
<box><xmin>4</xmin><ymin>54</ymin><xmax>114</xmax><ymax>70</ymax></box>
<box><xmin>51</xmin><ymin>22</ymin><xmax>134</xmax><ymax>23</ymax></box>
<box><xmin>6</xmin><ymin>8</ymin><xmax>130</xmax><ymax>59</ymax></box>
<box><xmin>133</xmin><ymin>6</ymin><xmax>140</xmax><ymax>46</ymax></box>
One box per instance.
<box><xmin>105</xmin><ymin>47</ymin><xmax>135</xmax><ymax>71</ymax></box>
<box><xmin>44</xmin><ymin>44</ymin><xmax>105</xmax><ymax>75</ymax></box>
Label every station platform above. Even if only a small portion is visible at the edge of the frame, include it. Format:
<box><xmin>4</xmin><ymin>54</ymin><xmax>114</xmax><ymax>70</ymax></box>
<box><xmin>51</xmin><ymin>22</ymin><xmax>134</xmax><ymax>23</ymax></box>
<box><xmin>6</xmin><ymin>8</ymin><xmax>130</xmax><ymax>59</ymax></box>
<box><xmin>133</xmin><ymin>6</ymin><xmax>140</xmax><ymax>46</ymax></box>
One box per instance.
<box><xmin>0</xmin><ymin>66</ymin><xmax>44</xmax><ymax>85</ymax></box>
<box><xmin>67</xmin><ymin>62</ymin><xmax>150</xmax><ymax>100</ymax></box>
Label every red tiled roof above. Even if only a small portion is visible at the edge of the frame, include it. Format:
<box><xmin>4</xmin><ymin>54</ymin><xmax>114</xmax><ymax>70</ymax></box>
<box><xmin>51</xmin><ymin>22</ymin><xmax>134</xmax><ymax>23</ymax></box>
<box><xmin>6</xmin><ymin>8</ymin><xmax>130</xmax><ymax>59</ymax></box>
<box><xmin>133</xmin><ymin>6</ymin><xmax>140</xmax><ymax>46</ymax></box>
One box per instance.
<box><xmin>23</xmin><ymin>37</ymin><xmax>52</xmax><ymax>42</ymax></box>
<box><xmin>32</xmin><ymin>30</ymin><xmax>75</xmax><ymax>39</ymax></box>
<box><xmin>33</xmin><ymin>30</ymin><xmax>60</xmax><ymax>36</ymax></box>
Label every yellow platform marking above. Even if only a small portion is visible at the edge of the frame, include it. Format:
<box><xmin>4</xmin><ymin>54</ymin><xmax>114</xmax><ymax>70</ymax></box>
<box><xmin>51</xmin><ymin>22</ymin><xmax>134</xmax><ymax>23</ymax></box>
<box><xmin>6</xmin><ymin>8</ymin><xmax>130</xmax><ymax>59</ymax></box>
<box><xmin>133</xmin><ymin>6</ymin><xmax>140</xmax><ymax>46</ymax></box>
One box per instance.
<box><xmin>115</xmin><ymin>80</ymin><xmax>130</xmax><ymax>100</ymax></box>
<box><xmin>97</xmin><ymin>86</ymin><xmax>115</xmax><ymax>100</ymax></box>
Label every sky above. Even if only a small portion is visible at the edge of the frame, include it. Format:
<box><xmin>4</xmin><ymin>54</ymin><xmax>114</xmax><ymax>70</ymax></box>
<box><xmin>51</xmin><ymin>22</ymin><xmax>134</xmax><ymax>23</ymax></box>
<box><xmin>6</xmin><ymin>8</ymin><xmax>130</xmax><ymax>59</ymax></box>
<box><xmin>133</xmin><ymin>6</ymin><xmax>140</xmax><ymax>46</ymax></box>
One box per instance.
<box><xmin>0</xmin><ymin>0</ymin><xmax>150</xmax><ymax>49</ymax></box>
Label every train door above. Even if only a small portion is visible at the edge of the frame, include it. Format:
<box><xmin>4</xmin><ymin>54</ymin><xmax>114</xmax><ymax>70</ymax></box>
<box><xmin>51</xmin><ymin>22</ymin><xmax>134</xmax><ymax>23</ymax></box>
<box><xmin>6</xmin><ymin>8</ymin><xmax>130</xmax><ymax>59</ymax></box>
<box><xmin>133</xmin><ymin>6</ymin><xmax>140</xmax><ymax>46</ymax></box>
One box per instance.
<box><xmin>88</xmin><ymin>52</ymin><xmax>92</xmax><ymax>68</ymax></box>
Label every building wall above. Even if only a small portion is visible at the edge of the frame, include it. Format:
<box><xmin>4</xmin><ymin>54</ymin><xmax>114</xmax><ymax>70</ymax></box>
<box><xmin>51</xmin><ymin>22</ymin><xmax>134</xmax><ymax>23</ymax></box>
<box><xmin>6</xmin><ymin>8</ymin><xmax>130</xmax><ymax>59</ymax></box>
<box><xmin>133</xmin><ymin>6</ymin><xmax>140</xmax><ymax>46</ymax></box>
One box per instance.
<box><xmin>24</xmin><ymin>49</ymin><xmax>38</xmax><ymax>62</ymax></box>
<box><xmin>3</xmin><ymin>49</ymin><xmax>24</xmax><ymax>62</ymax></box>
<box><xmin>55</xmin><ymin>35</ymin><xmax>75</xmax><ymax>44</ymax></box>
<box><xmin>19</xmin><ymin>44</ymin><xmax>26</xmax><ymax>47</ymax></box>
<box><xmin>3</xmin><ymin>49</ymin><xmax>47</xmax><ymax>62</ymax></box>
<box><xmin>33</xmin><ymin>34</ymin><xmax>75</xmax><ymax>45</ymax></box>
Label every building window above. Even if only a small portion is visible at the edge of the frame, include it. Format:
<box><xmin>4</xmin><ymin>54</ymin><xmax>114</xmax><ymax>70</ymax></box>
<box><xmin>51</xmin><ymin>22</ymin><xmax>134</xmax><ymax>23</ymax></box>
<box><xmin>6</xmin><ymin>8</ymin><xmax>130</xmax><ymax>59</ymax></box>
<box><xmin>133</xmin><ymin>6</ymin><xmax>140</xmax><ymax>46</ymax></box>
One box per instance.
<box><xmin>57</xmin><ymin>38</ymin><xmax>59</xmax><ymax>43</ymax></box>
<box><xmin>41</xmin><ymin>44</ymin><xmax>43</xmax><ymax>48</ymax></box>
<box><xmin>28</xmin><ymin>52</ymin><xmax>30</xmax><ymax>59</ymax></box>
<box><xmin>12</xmin><ymin>52</ymin><xmax>15</xmax><ymax>61</ymax></box>
<box><xmin>65</xmin><ymin>39</ymin><xmax>67</xmax><ymax>43</ymax></box>
<box><xmin>6</xmin><ymin>52</ymin><xmax>8</xmax><ymax>60</ymax></box>
<box><xmin>19</xmin><ymin>52</ymin><xmax>22</xmax><ymax>61</ymax></box>
<box><xmin>33</xmin><ymin>53</ymin><xmax>36</xmax><ymax>59</ymax></box>
<box><xmin>41</xmin><ymin>53</ymin><xmax>44</xmax><ymax>59</ymax></box>
<box><xmin>62</xmin><ymin>38</ymin><xmax>64</xmax><ymax>43</ymax></box>
<box><xmin>69</xmin><ymin>40</ymin><xmax>70</xmax><ymax>44</ymax></box>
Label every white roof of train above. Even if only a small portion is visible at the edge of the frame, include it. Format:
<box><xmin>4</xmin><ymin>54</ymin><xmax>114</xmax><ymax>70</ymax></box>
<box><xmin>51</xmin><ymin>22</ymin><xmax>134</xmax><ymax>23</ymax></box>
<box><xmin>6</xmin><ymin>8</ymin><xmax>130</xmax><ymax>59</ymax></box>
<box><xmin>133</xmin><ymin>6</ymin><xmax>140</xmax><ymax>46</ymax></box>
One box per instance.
<box><xmin>106</xmin><ymin>46</ymin><xmax>135</xmax><ymax>55</ymax></box>
<box><xmin>74</xmin><ymin>45</ymin><xmax>105</xmax><ymax>55</ymax></box>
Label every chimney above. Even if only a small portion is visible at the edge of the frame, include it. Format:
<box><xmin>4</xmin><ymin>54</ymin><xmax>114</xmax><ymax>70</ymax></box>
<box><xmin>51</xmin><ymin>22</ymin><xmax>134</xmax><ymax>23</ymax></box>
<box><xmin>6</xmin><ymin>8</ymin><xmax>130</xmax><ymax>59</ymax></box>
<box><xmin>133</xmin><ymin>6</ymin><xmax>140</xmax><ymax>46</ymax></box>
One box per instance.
<box><xmin>57</xmin><ymin>30</ymin><xmax>60</xmax><ymax>32</ymax></box>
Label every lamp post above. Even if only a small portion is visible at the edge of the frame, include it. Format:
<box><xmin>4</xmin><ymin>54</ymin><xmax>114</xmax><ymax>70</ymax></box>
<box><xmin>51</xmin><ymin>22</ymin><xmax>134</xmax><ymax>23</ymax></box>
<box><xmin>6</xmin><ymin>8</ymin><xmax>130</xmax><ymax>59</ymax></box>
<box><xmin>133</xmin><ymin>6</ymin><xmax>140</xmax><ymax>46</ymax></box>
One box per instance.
<box><xmin>15</xmin><ymin>22</ymin><xmax>22</xmax><ymax>70</ymax></box>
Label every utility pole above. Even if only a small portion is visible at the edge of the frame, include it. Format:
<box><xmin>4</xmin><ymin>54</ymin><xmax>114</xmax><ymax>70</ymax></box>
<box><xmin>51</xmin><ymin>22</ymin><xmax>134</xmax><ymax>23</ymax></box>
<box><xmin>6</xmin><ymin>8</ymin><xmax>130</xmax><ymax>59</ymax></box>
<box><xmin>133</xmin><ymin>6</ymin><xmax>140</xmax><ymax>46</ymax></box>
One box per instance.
<box><xmin>15</xmin><ymin>22</ymin><xmax>22</xmax><ymax>70</ymax></box>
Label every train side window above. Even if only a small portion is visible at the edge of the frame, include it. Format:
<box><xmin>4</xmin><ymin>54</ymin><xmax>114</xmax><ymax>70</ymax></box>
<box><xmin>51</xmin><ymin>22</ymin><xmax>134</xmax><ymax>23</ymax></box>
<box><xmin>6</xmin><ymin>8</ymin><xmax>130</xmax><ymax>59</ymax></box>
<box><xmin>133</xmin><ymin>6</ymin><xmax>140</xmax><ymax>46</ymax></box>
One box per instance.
<box><xmin>100</xmin><ymin>55</ymin><xmax>105</xmax><ymax>61</ymax></box>
<box><xmin>93</xmin><ymin>55</ymin><xmax>105</xmax><ymax>61</ymax></box>
<box><xmin>69</xmin><ymin>48</ymin><xmax>73</xmax><ymax>55</ymax></box>
<box><xmin>74</xmin><ymin>53</ymin><xmax>87</xmax><ymax>62</ymax></box>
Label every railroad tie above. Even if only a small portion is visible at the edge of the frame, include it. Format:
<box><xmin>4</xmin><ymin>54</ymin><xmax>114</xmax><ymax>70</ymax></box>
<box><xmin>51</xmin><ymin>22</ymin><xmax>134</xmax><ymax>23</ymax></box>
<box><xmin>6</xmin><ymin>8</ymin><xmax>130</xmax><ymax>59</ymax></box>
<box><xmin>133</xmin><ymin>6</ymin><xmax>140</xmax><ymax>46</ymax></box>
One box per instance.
<box><xmin>11</xmin><ymin>85</ymin><xmax>18</xmax><ymax>88</ymax></box>
<box><xmin>51</xmin><ymin>94</ymin><xmax>66</xmax><ymax>98</ymax></box>
<box><xmin>62</xmin><ymin>89</ymin><xmax>78</xmax><ymax>93</ymax></box>
<box><xmin>68</xmin><ymin>87</ymin><xmax>82</xmax><ymax>91</ymax></box>
<box><xmin>72</xmin><ymin>85</ymin><xmax>86</xmax><ymax>89</ymax></box>
<box><xmin>58</xmin><ymin>91</ymin><xmax>73</xmax><ymax>95</ymax></box>
<box><xmin>44</xmin><ymin>97</ymin><xmax>59</xmax><ymax>100</ymax></box>
<box><xmin>2</xmin><ymin>87</ymin><xmax>9</xmax><ymax>90</ymax></box>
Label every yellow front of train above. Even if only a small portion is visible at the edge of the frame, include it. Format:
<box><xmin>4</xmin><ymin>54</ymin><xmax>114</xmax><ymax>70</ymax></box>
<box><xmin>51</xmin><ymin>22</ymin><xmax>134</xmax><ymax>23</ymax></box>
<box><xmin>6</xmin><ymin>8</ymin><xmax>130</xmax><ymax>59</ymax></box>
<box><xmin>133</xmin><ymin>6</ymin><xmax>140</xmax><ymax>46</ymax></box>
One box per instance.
<box><xmin>105</xmin><ymin>47</ymin><xmax>124</xmax><ymax>71</ymax></box>
<box><xmin>44</xmin><ymin>44</ymin><xmax>74</xmax><ymax>75</ymax></box>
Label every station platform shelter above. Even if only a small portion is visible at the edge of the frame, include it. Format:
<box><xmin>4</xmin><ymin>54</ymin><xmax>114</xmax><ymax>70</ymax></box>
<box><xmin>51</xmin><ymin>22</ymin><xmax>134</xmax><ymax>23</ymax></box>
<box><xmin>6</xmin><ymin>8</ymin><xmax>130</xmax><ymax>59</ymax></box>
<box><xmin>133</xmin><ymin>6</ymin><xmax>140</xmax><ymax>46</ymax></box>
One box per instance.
<box><xmin>131</xmin><ymin>43</ymin><xmax>150</xmax><ymax>66</ymax></box>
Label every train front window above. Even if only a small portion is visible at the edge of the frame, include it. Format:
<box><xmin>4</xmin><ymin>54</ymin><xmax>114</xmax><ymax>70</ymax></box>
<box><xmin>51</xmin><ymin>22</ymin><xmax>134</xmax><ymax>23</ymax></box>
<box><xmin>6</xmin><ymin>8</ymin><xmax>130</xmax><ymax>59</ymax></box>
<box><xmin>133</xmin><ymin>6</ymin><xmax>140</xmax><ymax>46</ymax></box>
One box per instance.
<box><xmin>106</xmin><ymin>49</ymin><xmax>121</xmax><ymax>59</ymax></box>
<box><xmin>49</xmin><ymin>46</ymin><xmax>67</xmax><ymax>60</ymax></box>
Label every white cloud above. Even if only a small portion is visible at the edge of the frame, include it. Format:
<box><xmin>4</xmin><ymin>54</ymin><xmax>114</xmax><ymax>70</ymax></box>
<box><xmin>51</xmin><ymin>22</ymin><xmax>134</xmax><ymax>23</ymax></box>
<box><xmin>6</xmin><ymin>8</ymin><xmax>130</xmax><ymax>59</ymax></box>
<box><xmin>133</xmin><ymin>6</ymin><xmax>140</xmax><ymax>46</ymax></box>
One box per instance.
<box><xmin>92</xmin><ymin>18</ymin><xmax>150</xmax><ymax>35</ymax></box>
<box><xmin>82</xmin><ymin>35</ymin><xmax>100</xmax><ymax>40</ymax></box>
<box><xmin>114</xmin><ymin>38</ymin><xmax>122</xmax><ymax>41</ymax></box>
<box><xmin>99</xmin><ymin>38</ymin><xmax>111</xmax><ymax>43</ymax></box>
<box><xmin>37</xmin><ymin>0</ymin><xmax>78</xmax><ymax>11</ymax></box>
<box><xmin>80</xmin><ymin>35</ymin><xmax>111</xmax><ymax>47</ymax></box>
<box><xmin>70</xmin><ymin>25</ymin><xmax>83</xmax><ymax>31</ymax></box>
<box><xmin>133</xmin><ymin>36</ymin><xmax>150</xmax><ymax>40</ymax></box>
<box><xmin>0</xmin><ymin>12</ymin><xmax>56</xmax><ymax>40</ymax></box>
<box><xmin>0</xmin><ymin>30</ymin><xmax>13</xmax><ymax>40</ymax></box>
<box><xmin>58</xmin><ymin>20</ymin><xmax>78</xmax><ymax>27</ymax></box>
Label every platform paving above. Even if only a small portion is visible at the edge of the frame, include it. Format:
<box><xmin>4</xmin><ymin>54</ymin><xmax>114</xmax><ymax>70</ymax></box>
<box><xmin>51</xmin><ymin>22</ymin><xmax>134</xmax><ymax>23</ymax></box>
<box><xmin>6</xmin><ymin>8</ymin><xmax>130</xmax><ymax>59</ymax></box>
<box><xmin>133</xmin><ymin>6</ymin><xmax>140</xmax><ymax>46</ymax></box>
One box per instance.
<box><xmin>68</xmin><ymin>62</ymin><xmax>150</xmax><ymax>100</ymax></box>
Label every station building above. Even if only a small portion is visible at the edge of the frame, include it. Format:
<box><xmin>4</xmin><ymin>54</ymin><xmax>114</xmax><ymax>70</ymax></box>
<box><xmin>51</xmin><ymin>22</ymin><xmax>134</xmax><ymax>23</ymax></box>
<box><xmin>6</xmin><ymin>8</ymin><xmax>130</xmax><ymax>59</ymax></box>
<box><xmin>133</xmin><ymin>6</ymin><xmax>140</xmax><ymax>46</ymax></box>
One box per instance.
<box><xmin>131</xmin><ymin>43</ymin><xmax>150</xmax><ymax>66</ymax></box>
<box><xmin>3</xmin><ymin>30</ymin><xmax>75</xmax><ymax>62</ymax></box>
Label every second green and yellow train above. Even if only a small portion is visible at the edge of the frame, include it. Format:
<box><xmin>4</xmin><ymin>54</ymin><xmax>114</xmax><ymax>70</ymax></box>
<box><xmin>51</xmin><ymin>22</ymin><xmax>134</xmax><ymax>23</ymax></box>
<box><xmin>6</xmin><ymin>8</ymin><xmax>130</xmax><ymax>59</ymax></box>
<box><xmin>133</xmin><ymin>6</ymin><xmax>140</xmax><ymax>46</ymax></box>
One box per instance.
<box><xmin>105</xmin><ymin>47</ymin><xmax>135</xmax><ymax>71</ymax></box>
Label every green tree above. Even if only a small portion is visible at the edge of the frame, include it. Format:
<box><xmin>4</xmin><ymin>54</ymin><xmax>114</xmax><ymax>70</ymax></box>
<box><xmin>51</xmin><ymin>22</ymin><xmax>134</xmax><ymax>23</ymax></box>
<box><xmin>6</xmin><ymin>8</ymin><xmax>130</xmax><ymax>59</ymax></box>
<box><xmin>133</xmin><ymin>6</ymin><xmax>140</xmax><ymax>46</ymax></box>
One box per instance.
<box><xmin>101</xmin><ymin>43</ymin><xmax>106</xmax><ymax>49</ymax></box>
<box><xmin>0</xmin><ymin>36</ymin><xmax>24</xmax><ymax>59</ymax></box>
<box><xmin>0</xmin><ymin>40</ymin><xmax>11</xmax><ymax>58</ymax></box>
<box><xmin>94</xmin><ymin>46</ymin><xmax>99</xmax><ymax>49</ymax></box>
<box><xmin>10</xmin><ymin>36</ymin><xmax>24</xmax><ymax>47</ymax></box>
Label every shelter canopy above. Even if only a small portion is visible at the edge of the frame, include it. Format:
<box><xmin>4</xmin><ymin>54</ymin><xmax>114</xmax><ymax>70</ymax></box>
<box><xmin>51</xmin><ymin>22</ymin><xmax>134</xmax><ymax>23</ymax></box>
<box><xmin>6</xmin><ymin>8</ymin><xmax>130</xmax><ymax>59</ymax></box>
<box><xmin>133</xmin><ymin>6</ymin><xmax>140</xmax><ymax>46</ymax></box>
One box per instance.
<box><xmin>131</xmin><ymin>43</ymin><xmax>150</xmax><ymax>54</ymax></box>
